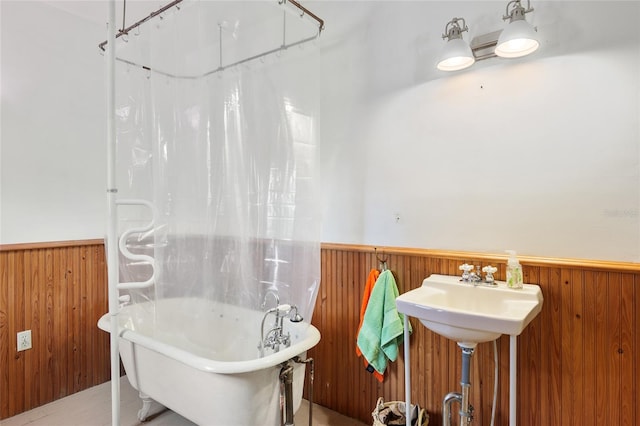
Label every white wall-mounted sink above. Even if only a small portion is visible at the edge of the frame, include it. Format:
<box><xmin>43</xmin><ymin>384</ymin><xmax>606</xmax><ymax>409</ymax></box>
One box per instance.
<box><xmin>396</xmin><ymin>274</ymin><xmax>543</xmax><ymax>345</ymax></box>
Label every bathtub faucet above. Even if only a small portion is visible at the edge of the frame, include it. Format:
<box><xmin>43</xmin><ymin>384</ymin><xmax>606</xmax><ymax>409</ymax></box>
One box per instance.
<box><xmin>259</xmin><ymin>304</ymin><xmax>303</xmax><ymax>357</ymax></box>
<box><xmin>261</xmin><ymin>290</ymin><xmax>280</xmax><ymax>311</ymax></box>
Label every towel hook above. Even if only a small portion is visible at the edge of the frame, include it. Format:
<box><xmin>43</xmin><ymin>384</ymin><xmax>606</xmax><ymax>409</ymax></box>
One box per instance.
<box><xmin>374</xmin><ymin>248</ymin><xmax>388</xmax><ymax>271</ymax></box>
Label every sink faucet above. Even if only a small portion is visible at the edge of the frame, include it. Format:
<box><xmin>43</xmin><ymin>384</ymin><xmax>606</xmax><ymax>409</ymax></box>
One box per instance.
<box><xmin>258</xmin><ymin>304</ymin><xmax>303</xmax><ymax>357</ymax></box>
<box><xmin>459</xmin><ymin>264</ymin><xmax>498</xmax><ymax>286</ymax></box>
<box><xmin>469</xmin><ymin>265</ymin><xmax>483</xmax><ymax>284</ymax></box>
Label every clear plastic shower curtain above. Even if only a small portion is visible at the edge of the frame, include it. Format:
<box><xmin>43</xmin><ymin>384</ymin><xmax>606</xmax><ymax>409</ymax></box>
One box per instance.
<box><xmin>113</xmin><ymin>1</ymin><xmax>321</xmax><ymax>351</ymax></box>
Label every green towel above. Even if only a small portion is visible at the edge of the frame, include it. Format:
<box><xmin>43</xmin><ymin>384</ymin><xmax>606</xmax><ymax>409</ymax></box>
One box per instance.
<box><xmin>356</xmin><ymin>269</ymin><xmax>411</xmax><ymax>375</ymax></box>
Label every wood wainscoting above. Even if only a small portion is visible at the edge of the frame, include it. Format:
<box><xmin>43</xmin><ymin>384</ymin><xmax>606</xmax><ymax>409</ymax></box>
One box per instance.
<box><xmin>309</xmin><ymin>244</ymin><xmax>640</xmax><ymax>425</ymax></box>
<box><xmin>1</xmin><ymin>240</ymin><xmax>639</xmax><ymax>425</ymax></box>
<box><xmin>0</xmin><ymin>240</ymin><xmax>110</xmax><ymax>420</ymax></box>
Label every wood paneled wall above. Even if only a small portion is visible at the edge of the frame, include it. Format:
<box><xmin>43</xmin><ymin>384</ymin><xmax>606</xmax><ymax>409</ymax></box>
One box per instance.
<box><xmin>2</xmin><ymin>240</ymin><xmax>639</xmax><ymax>425</ymax></box>
<box><xmin>308</xmin><ymin>244</ymin><xmax>640</xmax><ymax>425</ymax></box>
<box><xmin>0</xmin><ymin>241</ymin><xmax>110</xmax><ymax>420</ymax></box>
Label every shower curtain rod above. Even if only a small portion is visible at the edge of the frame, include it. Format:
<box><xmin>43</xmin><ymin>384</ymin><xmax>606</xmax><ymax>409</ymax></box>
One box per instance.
<box><xmin>98</xmin><ymin>0</ymin><xmax>325</xmax><ymax>52</ymax></box>
<box><xmin>114</xmin><ymin>33</ymin><xmax>320</xmax><ymax>80</ymax></box>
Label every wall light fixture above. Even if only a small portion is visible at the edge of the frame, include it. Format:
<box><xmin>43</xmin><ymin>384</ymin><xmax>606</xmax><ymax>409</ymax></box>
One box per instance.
<box><xmin>437</xmin><ymin>0</ymin><xmax>539</xmax><ymax>71</ymax></box>
<box><xmin>436</xmin><ymin>17</ymin><xmax>475</xmax><ymax>72</ymax></box>
<box><xmin>495</xmin><ymin>0</ymin><xmax>539</xmax><ymax>58</ymax></box>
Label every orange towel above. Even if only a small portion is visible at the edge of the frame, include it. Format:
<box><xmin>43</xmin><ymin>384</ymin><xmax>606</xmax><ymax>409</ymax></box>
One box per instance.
<box><xmin>356</xmin><ymin>268</ymin><xmax>384</xmax><ymax>382</ymax></box>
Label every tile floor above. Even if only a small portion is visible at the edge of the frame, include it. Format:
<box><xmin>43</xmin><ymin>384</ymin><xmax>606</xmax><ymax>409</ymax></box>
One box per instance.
<box><xmin>2</xmin><ymin>376</ymin><xmax>367</xmax><ymax>426</ymax></box>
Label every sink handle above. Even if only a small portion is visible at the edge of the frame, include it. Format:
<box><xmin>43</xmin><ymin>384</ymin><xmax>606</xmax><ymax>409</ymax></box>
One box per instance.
<box><xmin>459</xmin><ymin>263</ymin><xmax>474</xmax><ymax>282</ymax></box>
<box><xmin>482</xmin><ymin>265</ymin><xmax>498</xmax><ymax>284</ymax></box>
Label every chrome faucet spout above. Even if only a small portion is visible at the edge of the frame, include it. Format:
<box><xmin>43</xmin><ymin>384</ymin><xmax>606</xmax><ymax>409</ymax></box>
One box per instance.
<box><xmin>261</xmin><ymin>290</ymin><xmax>280</xmax><ymax>311</ymax></box>
<box><xmin>259</xmin><ymin>307</ymin><xmax>279</xmax><ymax>356</ymax></box>
<box><xmin>470</xmin><ymin>265</ymin><xmax>483</xmax><ymax>285</ymax></box>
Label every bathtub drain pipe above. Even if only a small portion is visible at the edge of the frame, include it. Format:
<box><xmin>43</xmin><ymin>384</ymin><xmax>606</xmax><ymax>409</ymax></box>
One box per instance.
<box><xmin>280</xmin><ymin>363</ymin><xmax>295</xmax><ymax>426</ymax></box>
<box><xmin>294</xmin><ymin>356</ymin><xmax>314</xmax><ymax>426</ymax></box>
<box><xmin>280</xmin><ymin>357</ymin><xmax>315</xmax><ymax>426</ymax></box>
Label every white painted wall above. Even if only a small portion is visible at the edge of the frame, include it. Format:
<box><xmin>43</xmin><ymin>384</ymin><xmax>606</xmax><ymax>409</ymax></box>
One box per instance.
<box><xmin>1</xmin><ymin>1</ymin><xmax>107</xmax><ymax>243</ymax></box>
<box><xmin>1</xmin><ymin>1</ymin><xmax>639</xmax><ymax>262</ymax></box>
<box><xmin>313</xmin><ymin>1</ymin><xmax>640</xmax><ymax>262</ymax></box>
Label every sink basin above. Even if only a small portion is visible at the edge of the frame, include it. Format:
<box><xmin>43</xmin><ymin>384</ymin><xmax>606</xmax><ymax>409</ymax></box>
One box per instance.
<box><xmin>396</xmin><ymin>274</ymin><xmax>543</xmax><ymax>344</ymax></box>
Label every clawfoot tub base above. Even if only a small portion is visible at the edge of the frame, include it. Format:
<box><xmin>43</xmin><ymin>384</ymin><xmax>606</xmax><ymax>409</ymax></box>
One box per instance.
<box><xmin>98</xmin><ymin>299</ymin><xmax>320</xmax><ymax>425</ymax></box>
<box><xmin>137</xmin><ymin>392</ymin><xmax>165</xmax><ymax>422</ymax></box>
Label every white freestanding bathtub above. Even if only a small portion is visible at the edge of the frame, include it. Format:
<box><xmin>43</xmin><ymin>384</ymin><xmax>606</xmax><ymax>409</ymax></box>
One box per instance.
<box><xmin>98</xmin><ymin>297</ymin><xmax>320</xmax><ymax>425</ymax></box>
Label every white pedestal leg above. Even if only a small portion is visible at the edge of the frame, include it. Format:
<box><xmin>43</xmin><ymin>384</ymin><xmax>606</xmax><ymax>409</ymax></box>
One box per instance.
<box><xmin>404</xmin><ymin>315</ymin><xmax>411</xmax><ymax>426</ymax></box>
<box><xmin>510</xmin><ymin>335</ymin><xmax>517</xmax><ymax>426</ymax></box>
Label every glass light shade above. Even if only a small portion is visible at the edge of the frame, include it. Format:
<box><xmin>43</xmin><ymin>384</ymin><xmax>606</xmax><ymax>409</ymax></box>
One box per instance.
<box><xmin>495</xmin><ymin>19</ymin><xmax>539</xmax><ymax>58</ymax></box>
<box><xmin>437</xmin><ymin>37</ymin><xmax>475</xmax><ymax>71</ymax></box>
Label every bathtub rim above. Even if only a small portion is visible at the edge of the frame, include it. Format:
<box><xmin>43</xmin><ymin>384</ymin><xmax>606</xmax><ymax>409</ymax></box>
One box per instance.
<box><xmin>97</xmin><ymin>308</ymin><xmax>320</xmax><ymax>375</ymax></box>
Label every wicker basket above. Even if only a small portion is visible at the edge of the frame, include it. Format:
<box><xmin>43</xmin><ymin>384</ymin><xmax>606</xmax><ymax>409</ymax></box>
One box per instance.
<box><xmin>372</xmin><ymin>397</ymin><xmax>428</xmax><ymax>426</ymax></box>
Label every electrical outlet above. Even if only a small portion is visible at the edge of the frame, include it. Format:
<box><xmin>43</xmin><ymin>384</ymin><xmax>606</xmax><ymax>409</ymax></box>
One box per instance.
<box><xmin>17</xmin><ymin>330</ymin><xmax>32</xmax><ymax>351</ymax></box>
